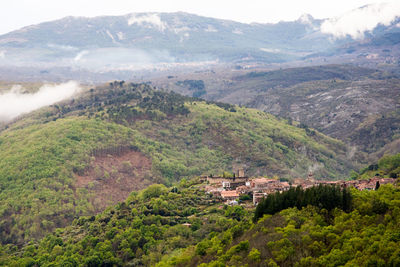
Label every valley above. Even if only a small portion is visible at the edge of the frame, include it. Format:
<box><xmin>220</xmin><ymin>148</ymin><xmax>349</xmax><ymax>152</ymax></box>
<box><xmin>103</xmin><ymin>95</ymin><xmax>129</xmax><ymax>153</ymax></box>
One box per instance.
<box><xmin>0</xmin><ymin>3</ymin><xmax>399</xmax><ymax>266</ymax></box>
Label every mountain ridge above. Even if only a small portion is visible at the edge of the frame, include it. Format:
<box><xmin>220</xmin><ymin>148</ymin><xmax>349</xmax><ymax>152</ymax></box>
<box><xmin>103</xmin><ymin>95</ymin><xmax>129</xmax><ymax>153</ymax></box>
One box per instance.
<box><xmin>0</xmin><ymin>11</ymin><xmax>355</xmax><ymax>70</ymax></box>
<box><xmin>0</xmin><ymin>81</ymin><xmax>356</xmax><ymax>244</ymax></box>
<box><xmin>150</xmin><ymin>64</ymin><xmax>400</xmax><ymax>160</ymax></box>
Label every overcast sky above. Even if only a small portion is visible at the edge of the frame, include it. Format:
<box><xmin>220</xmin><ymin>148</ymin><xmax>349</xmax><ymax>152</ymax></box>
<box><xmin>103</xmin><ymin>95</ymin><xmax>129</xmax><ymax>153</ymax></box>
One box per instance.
<box><xmin>0</xmin><ymin>0</ymin><xmax>398</xmax><ymax>35</ymax></box>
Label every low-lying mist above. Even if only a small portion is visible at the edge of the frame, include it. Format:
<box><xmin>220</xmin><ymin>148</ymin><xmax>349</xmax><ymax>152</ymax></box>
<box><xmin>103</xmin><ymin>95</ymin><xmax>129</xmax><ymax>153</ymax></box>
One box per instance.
<box><xmin>0</xmin><ymin>81</ymin><xmax>81</xmax><ymax>122</ymax></box>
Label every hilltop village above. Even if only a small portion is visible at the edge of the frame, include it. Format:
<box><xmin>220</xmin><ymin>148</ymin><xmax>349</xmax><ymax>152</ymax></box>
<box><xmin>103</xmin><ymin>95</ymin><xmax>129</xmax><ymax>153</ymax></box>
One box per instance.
<box><xmin>202</xmin><ymin>169</ymin><xmax>397</xmax><ymax>205</ymax></box>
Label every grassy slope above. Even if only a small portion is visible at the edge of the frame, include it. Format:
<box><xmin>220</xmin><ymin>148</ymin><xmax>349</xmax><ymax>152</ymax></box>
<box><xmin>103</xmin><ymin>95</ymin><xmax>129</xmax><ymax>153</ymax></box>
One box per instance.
<box><xmin>0</xmin><ymin>82</ymin><xmax>353</xmax><ymax>244</ymax></box>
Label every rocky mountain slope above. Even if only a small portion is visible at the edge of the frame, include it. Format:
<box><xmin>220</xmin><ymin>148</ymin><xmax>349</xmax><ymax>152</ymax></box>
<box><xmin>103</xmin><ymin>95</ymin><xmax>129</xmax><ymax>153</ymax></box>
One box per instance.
<box><xmin>153</xmin><ymin>64</ymin><xmax>400</xmax><ymax>160</ymax></box>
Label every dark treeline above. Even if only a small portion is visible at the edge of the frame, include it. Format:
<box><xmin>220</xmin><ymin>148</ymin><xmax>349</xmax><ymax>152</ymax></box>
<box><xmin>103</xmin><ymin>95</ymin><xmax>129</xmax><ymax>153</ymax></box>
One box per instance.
<box><xmin>176</xmin><ymin>79</ymin><xmax>206</xmax><ymax>98</ymax></box>
<box><xmin>254</xmin><ymin>184</ymin><xmax>352</xmax><ymax>221</ymax></box>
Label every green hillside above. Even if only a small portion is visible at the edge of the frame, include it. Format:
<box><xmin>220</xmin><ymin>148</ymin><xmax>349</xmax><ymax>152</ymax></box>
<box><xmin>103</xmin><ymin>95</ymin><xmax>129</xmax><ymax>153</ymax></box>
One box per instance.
<box><xmin>164</xmin><ymin>184</ymin><xmax>400</xmax><ymax>267</ymax></box>
<box><xmin>0</xmin><ymin>179</ymin><xmax>250</xmax><ymax>266</ymax></box>
<box><xmin>1</xmin><ymin>179</ymin><xmax>399</xmax><ymax>266</ymax></box>
<box><xmin>355</xmin><ymin>153</ymin><xmax>400</xmax><ymax>180</ymax></box>
<box><xmin>152</xmin><ymin>64</ymin><xmax>400</xmax><ymax>159</ymax></box>
<box><xmin>0</xmin><ymin>82</ymin><xmax>354</xmax><ymax>244</ymax></box>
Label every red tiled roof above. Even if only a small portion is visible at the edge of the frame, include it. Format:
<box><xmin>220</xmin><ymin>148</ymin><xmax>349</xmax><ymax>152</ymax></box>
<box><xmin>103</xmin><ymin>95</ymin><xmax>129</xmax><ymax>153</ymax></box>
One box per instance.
<box><xmin>252</xmin><ymin>178</ymin><xmax>275</xmax><ymax>184</ymax></box>
<box><xmin>221</xmin><ymin>190</ymin><xmax>239</xmax><ymax>198</ymax></box>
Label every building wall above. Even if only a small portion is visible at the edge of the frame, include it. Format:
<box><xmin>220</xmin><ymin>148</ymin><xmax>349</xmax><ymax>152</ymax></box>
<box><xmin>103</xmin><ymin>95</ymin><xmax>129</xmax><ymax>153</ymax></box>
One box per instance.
<box><xmin>207</xmin><ymin>177</ymin><xmax>248</xmax><ymax>184</ymax></box>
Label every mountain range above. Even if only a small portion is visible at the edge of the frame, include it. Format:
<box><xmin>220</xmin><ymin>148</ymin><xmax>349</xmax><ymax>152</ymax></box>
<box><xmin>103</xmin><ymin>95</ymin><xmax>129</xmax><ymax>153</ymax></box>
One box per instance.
<box><xmin>0</xmin><ymin>8</ymin><xmax>398</xmax><ymax>77</ymax></box>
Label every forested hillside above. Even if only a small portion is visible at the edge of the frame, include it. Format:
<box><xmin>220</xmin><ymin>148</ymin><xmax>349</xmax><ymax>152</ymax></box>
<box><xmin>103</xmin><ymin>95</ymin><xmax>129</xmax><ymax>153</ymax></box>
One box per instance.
<box><xmin>159</xmin><ymin>183</ymin><xmax>400</xmax><ymax>266</ymax></box>
<box><xmin>1</xmin><ymin>178</ymin><xmax>399</xmax><ymax>266</ymax></box>
<box><xmin>0</xmin><ymin>82</ymin><xmax>355</xmax><ymax>244</ymax></box>
<box><xmin>355</xmin><ymin>153</ymin><xmax>400</xmax><ymax>180</ymax></box>
<box><xmin>153</xmin><ymin>64</ymin><xmax>400</xmax><ymax>160</ymax></box>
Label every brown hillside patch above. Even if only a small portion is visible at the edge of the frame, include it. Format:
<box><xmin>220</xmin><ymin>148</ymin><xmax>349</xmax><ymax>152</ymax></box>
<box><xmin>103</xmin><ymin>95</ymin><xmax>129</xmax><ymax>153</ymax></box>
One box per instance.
<box><xmin>75</xmin><ymin>150</ymin><xmax>153</xmax><ymax>211</ymax></box>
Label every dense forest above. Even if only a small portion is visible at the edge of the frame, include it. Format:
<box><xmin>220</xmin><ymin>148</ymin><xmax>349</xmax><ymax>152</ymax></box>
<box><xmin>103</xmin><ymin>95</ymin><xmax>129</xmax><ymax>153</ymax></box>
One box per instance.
<box><xmin>1</xmin><ymin>179</ymin><xmax>399</xmax><ymax>266</ymax></box>
<box><xmin>254</xmin><ymin>185</ymin><xmax>352</xmax><ymax>221</ymax></box>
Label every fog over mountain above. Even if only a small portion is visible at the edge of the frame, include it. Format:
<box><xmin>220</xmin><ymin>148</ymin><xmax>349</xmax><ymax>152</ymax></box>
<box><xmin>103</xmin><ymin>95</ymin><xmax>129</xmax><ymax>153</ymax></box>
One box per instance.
<box><xmin>0</xmin><ymin>81</ymin><xmax>81</xmax><ymax>121</ymax></box>
<box><xmin>0</xmin><ymin>4</ymin><xmax>397</xmax><ymax>77</ymax></box>
<box><xmin>321</xmin><ymin>2</ymin><xmax>400</xmax><ymax>39</ymax></box>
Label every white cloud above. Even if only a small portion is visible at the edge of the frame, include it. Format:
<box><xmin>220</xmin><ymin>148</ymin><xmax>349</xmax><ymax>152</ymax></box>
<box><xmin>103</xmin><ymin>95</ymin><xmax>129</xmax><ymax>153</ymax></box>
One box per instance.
<box><xmin>0</xmin><ymin>81</ymin><xmax>81</xmax><ymax>121</ymax></box>
<box><xmin>128</xmin><ymin>13</ymin><xmax>166</xmax><ymax>31</ymax></box>
<box><xmin>321</xmin><ymin>2</ymin><xmax>400</xmax><ymax>39</ymax></box>
<box><xmin>74</xmin><ymin>50</ymin><xmax>89</xmax><ymax>61</ymax></box>
<box><xmin>0</xmin><ymin>50</ymin><xmax>5</xmax><ymax>58</ymax></box>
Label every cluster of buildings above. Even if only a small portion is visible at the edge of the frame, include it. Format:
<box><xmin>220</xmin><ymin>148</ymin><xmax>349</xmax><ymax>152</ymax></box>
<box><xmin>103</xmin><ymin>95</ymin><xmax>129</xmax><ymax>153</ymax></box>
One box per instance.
<box><xmin>203</xmin><ymin>170</ymin><xmax>397</xmax><ymax>205</ymax></box>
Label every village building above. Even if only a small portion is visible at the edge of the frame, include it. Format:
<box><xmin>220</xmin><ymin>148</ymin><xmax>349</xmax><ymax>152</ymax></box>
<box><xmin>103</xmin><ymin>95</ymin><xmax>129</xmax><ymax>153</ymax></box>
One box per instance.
<box><xmin>236</xmin><ymin>168</ymin><xmax>245</xmax><ymax>178</ymax></box>
<box><xmin>203</xmin><ymin>170</ymin><xmax>397</xmax><ymax>206</ymax></box>
<box><xmin>221</xmin><ymin>190</ymin><xmax>240</xmax><ymax>201</ymax></box>
<box><xmin>205</xmin><ymin>185</ymin><xmax>223</xmax><ymax>197</ymax></box>
<box><xmin>356</xmin><ymin>182</ymin><xmax>376</xmax><ymax>191</ymax></box>
<box><xmin>273</xmin><ymin>181</ymin><xmax>290</xmax><ymax>192</ymax></box>
<box><xmin>374</xmin><ymin>177</ymin><xmax>396</xmax><ymax>185</ymax></box>
<box><xmin>236</xmin><ymin>185</ymin><xmax>251</xmax><ymax>195</ymax></box>
<box><xmin>205</xmin><ymin>169</ymin><xmax>249</xmax><ymax>190</ymax></box>
<box><xmin>250</xmin><ymin>178</ymin><xmax>277</xmax><ymax>189</ymax></box>
<box><xmin>227</xmin><ymin>200</ymin><xmax>239</xmax><ymax>206</ymax></box>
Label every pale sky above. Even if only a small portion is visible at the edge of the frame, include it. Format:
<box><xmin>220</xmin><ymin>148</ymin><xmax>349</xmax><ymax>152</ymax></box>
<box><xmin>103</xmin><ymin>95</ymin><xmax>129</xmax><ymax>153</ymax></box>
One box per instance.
<box><xmin>0</xmin><ymin>0</ymin><xmax>397</xmax><ymax>35</ymax></box>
